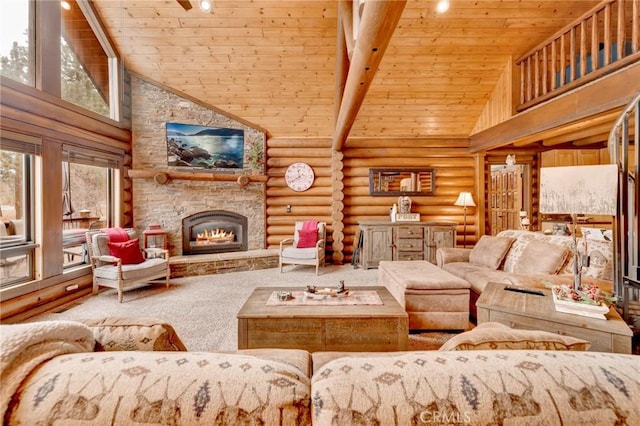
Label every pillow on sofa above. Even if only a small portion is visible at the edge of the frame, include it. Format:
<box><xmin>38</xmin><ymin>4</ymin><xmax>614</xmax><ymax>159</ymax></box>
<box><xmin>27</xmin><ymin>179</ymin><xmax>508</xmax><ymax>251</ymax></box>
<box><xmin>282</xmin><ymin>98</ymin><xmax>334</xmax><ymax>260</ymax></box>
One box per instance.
<box><xmin>513</xmin><ymin>239</ymin><xmax>569</xmax><ymax>275</ymax></box>
<box><xmin>438</xmin><ymin>322</ymin><xmax>591</xmax><ymax>351</ymax></box>
<box><xmin>468</xmin><ymin>235</ymin><xmax>516</xmax><ymax>270</ymax></box>
<box><xmin>77</xmin><ymin>317</ymin><xmax>187</xmax><ymax>351</ymax></box>
<box><xmin>107</xmin><ymin>238</ymin><xmax>145</xmax><ymax>264</ymax></box>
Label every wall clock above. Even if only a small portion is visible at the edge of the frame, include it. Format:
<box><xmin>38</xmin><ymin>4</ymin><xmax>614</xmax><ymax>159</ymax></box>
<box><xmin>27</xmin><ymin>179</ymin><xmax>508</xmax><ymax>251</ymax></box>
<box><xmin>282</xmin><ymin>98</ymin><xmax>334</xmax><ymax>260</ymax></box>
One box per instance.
<box><xmin>285</xmin><ymin>162</ymin><xmax>314</xmax><ymax>192</ymax></box>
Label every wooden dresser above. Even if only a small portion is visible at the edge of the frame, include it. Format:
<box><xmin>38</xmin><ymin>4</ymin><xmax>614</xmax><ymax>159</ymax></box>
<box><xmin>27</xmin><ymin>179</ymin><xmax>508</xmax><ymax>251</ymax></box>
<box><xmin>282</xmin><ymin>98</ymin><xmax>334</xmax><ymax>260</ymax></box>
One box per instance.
<box><xmin>358</xmin><ymin>221</ymin><xmax>456</xmax><ymax>269</ymax></box>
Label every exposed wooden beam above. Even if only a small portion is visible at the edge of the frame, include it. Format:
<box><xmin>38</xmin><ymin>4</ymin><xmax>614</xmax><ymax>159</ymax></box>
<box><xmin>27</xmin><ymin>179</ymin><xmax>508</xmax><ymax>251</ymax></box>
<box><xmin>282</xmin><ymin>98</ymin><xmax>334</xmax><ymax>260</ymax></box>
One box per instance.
<box><xmin>332</xmin><ymin>0</ymin><xmax>407</xmax><ymax>152</ymax></box>
<box><xmin>572</xmin><ymin>133</ymin><xmax>610</xmax><ymax>146</ymax></box>
<box><xmin>176</xmin><ymin>0</ymin><xmax>192</xmax><ymax>11</ymax></box>
<box><xmin>338</xmin><ymin>0</ymin><xmax>354</xmax><ymax>60</ymax></box>
<box><xmin>335</xmin><ymin>3</ymin><xmax>350</xmax><ymax>125</ymax></box>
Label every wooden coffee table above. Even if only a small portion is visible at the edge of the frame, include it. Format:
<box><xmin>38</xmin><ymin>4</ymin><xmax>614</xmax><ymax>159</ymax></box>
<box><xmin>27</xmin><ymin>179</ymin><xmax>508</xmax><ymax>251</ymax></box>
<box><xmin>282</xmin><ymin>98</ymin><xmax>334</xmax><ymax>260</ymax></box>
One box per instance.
<box><xmin>237</xmin><ymin>286</ymin><xmax>408</xmax><ymax>352</ymax></box>
<box><xmin>477</xmin><ymin>282</ymin><xmax>633</xmax><ymax>354</ymax></box>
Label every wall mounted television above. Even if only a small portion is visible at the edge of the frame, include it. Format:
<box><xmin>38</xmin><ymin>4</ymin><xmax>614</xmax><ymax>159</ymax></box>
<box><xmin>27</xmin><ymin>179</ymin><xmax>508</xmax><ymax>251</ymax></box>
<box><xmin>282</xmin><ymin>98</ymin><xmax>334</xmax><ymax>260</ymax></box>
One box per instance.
<box><xmin>166</xmin><ymin>122</ymin><xmax>244</xmax><ymax>169</ymax></box>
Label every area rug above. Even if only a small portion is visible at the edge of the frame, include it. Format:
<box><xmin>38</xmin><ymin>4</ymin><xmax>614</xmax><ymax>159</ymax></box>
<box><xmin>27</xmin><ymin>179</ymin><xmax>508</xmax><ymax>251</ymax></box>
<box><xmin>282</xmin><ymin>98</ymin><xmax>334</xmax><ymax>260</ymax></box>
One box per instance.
<box><xmin>30</xmin><ymin>264</ymin><xmax>469</xmax><ymax>352</ymax></box>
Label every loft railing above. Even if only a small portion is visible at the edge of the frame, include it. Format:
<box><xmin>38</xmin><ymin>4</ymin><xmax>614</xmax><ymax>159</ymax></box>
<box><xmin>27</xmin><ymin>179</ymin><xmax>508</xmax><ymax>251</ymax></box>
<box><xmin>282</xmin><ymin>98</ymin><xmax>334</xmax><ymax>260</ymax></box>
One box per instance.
<box><xmin>516</xmin><ymin>0</ymin><xmax>640</xmax><ymax>112</ymax></box>
<box><xmin>609</xmin><ymin>91</ymin><xmax>639</xmax><ymax>321</ymax></box>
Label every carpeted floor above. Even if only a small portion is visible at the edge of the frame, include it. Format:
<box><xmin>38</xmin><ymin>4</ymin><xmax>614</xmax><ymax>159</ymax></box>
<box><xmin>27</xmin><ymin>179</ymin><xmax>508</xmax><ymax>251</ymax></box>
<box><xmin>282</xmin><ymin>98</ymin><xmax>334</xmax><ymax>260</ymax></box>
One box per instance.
<box><xmin>30</xmin><ymin>264</ymin><xmax>464</xmax><ymax>351</ymax></box>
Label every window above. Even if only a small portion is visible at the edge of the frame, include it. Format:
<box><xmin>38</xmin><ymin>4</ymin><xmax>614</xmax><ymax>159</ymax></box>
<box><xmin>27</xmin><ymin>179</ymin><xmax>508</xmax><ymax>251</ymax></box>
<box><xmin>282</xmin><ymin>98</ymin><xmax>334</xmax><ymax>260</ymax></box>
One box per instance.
<box><xmin>62</xmin><ymin>147</ymin><xmax>118</xmax><ymax>269</ymax></box>
<box><xmin>0</xmin><ymin>0</ymin><xmax>32</xmax><ymax>85</ymax></box>
<box><xmin>0</xmin><ymin>133</ymin><xmax>39</xmax><ymax>286</ymax></box>
<box><xmin>60</xmin><ymin>0</ymin><xmax>111</xmax><ymax>117</ymax></box>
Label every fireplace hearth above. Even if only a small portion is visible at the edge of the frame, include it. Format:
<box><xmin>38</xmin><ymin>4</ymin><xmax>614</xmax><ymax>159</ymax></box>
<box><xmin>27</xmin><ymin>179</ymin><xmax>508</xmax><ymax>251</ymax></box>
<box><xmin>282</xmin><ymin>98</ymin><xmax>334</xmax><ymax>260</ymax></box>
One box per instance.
<box><xmin>182</xmin><ymin>210</ymin><xmax>248</xmax><ymax>255</ymax></box>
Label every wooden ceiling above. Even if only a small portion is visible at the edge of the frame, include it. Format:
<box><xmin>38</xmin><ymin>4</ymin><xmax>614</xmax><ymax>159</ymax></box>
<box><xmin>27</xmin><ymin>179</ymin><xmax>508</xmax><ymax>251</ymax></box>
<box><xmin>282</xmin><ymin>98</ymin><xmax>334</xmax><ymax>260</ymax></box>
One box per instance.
<box><xmin>91</xmin><ymin>0</ymin><xmax>604</xmax><ymax>142</ymax></box>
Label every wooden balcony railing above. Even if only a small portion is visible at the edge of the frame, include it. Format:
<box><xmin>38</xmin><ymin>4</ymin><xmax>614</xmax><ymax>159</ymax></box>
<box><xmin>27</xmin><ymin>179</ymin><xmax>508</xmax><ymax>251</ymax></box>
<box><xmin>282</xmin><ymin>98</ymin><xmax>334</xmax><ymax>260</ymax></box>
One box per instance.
<box><xmin>516</xmin><ymin>0</ymin><xmax>640</xmax><ymax>112</ymax></box>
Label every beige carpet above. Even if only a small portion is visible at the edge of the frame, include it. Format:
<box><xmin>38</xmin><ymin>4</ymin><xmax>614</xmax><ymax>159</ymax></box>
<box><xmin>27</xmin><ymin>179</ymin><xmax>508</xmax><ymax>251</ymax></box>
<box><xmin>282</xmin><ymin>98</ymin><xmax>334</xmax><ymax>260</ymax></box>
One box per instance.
<box><xmin>31</xmin><ymin>264</ymin><xmax>463</xmax><ymax>351</ymax></box>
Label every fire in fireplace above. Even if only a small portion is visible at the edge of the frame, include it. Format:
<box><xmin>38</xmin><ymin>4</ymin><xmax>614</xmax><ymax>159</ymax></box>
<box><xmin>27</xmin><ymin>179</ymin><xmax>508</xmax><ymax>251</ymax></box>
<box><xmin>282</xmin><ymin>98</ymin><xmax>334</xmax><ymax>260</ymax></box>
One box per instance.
<box><xmin>182</xmin><ymin>210</ymin><xmax>248</xmax><ymax>255</ymax></box>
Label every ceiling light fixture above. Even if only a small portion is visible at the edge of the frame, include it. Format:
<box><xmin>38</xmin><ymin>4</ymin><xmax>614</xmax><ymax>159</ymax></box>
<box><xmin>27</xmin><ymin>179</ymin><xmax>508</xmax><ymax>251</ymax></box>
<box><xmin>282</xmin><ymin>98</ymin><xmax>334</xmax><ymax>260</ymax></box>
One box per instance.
<box><xmin>436</xmin><ymin>0</ymin><xmax>450</xmax><ymax>13</ymax></box>
<box><xmin>61</xmin><ymin>1</ymin><xmax>71</xmax><ymax>11</ymax></box>
<box><xmin>199</xmin><ymin>0</ymin><xmax>213</xmax><ymax>13</ymax></box>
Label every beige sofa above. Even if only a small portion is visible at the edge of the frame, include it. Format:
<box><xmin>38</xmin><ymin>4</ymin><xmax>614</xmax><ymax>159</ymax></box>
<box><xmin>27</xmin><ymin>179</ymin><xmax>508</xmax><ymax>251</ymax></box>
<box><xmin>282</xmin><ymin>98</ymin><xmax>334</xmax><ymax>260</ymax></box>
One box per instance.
<box><xmin>436</xmin><ymin>229</ymin><xmax>614</xmax><ymax>318</ymax></box>
<box><xmin>2</xmin><ymin>318</ymin><xmax>639</xmax><ymax>425</ymax></box>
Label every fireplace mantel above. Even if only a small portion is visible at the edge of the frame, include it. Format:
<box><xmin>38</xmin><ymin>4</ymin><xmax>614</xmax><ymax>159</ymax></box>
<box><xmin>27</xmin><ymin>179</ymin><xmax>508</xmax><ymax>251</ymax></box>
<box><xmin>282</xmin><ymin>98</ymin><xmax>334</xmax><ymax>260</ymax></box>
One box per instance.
<box><xmin>128</xmin><ymin>169</ymin><xmax>267</xmax><ymax>186</ymax></box>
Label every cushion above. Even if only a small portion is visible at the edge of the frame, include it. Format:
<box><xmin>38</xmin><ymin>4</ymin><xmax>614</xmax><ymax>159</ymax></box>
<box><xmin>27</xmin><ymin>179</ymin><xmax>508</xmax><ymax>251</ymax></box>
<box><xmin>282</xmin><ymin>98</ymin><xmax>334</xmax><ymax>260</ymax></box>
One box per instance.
<box><xmin>468</xmin><ymin>235</ymin><xmax>515</xmax><ymax>270</ymax></box>
<box><xmin>76</xmin><ymin>317</ymin><xmax>187</xmax><ymax>351</ymax></box>
<box><xmin>107</xmin><ymin>238</ymin><xmax>145</xmax><ymax>264</ymax></box>
<box><xmin>513</xmin><ymin>239</ymin><xmax>569</xmax><ymax>275</ymax></box>
<box><xmin>296</xmin><ymin>229</ymin><xmax>318</xmax><ymax>248</ymax></box>
<box><xmin>438</xmin><ymin>322</ymin><xmax>591</xmax><ymax>351</ymax></box>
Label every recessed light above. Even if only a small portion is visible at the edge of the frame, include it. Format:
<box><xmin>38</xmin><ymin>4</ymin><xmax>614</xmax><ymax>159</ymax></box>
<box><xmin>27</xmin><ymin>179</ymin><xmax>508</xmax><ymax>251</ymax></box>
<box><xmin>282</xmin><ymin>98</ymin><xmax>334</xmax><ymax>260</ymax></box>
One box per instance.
<box><xmin>61</xmin><ymin>1</ymin><xmax>71</xmax><ymax>11</ymax></box>
<box><xmin>436</xmin><ymin>0</ymin><xmax>450</xmax><ymax>13</ymax></box>
<box><xmin>199</xmin><ymin>0</ymin><xmax>213</xmax><ymax>13</ymax></box>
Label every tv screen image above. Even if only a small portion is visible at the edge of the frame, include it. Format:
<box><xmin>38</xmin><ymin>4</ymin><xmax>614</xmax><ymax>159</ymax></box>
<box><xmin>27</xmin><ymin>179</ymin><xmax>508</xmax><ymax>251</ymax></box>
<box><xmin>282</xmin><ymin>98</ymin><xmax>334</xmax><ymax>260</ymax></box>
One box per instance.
<box><xmin>166</xmin><ymin>122</ymin><xmax>244</xmax><ymax>169</ymax></box>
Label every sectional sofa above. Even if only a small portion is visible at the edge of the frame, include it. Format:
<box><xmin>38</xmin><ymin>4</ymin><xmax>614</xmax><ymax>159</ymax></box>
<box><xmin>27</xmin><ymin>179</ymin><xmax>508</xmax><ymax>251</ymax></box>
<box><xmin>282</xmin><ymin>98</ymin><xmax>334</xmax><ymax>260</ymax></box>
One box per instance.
<box><xmin>437</xmin><ymin>229</ymin><xmax>614</xmax><ymax>317</ymax></box>
<box><xmin>2</xmin><ymin>318</ymin><xmax>639</xmax><ymax>425</ymax></box>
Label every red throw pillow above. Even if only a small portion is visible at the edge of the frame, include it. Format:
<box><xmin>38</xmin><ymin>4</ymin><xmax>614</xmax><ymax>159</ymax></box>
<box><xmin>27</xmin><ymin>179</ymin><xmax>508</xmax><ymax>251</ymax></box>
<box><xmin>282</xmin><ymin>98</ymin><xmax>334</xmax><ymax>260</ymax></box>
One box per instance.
<box><xmin>296</xmin><ymin>229</ymin><xmax>318</xmax><ymax>248</ymax></box>
<box><xmin>107</xmin><ymin>238</ymin><xmax>145</xmax><ymax>264</ymax></box>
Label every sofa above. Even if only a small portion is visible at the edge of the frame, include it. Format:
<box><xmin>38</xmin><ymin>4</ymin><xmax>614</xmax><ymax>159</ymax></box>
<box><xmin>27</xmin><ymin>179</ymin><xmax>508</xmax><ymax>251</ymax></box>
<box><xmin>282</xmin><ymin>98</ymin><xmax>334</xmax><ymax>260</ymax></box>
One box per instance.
<box><xmin>2</xmin><ymin>318</ymin><xmax>639</xmax><ymax>425</ymax></box>
<box><xmin>436</xmin><ymin>229</ymin><xmax>615</xmax><ymax>318</ymax></box>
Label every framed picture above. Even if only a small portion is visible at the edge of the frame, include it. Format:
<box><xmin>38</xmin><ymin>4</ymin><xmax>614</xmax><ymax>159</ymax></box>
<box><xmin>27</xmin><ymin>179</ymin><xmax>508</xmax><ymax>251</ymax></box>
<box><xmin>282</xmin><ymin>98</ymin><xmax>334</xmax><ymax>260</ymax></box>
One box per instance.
<box><xmin>166</xmin><ymin>122</ymin><xmax>244</xmax><ymax>169</ymax></box>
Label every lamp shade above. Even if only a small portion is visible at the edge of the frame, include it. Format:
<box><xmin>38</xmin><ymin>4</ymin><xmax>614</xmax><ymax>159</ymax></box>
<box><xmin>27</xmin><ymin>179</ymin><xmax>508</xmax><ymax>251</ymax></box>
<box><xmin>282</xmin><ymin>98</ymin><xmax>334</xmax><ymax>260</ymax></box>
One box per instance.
<box><xmin>454</xmin><ymin>192</ymin><xmax>476</xmax><ymax>207</ymax></box>
<box><xmin>539</xmin><ymin>165</ymin><xmax>618</xmax><ymax>215</ymax></box>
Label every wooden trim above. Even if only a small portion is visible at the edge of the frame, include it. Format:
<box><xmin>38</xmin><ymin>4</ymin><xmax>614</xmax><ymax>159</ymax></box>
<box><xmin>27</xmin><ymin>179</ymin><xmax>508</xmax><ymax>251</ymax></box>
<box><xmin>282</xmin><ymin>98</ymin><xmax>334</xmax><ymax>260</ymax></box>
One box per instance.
<box><xmin>128</xmin><ymin>169</ymin><xmax>268</xmax><ymax>184</ymax></box>
<box><xmin>332</xmin><ymin>0</ymin><xmax>407</xmax><ymax>151</ymax></box>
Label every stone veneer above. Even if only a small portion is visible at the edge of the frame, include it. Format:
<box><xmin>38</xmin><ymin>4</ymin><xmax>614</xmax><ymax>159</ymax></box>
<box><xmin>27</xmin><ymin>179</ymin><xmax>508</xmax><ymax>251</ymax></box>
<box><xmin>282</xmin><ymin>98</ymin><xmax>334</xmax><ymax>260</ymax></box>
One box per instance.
<box><xmin>131</xmin><ymin>76</ymin><xmax>266</xmax><ymax>256</ymax></box>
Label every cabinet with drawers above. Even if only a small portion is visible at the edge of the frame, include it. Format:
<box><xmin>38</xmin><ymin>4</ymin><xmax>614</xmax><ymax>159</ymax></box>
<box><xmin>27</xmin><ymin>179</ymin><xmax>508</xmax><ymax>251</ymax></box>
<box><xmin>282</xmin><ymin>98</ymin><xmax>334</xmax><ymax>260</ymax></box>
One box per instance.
<box><xmin>358</xmin><ymin>221</ymin><xmax>456</xmax><ymax>269</ymax></box>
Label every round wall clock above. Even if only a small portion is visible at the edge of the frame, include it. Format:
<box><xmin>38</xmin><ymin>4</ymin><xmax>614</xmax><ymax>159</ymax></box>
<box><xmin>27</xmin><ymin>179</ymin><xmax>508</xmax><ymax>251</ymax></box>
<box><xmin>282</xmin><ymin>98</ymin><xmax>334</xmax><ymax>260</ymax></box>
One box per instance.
<box><xmin>285</xmin><ymin>162</ymin><xmax>314</xmax><ymax>192</ymax></box>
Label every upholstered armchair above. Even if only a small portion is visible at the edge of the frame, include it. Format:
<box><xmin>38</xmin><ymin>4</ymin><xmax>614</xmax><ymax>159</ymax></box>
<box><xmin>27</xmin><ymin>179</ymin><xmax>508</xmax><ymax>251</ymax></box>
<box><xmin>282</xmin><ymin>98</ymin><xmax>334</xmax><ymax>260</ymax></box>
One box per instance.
<box><xmin>279</xmin><ymin>221</ymin><xmax>326</xmax><ymax>275</ymax></box>
<box><xmin>86</xmin><ymin>228</ymin><xmax>170</xmax><ymax>303</ymax></box>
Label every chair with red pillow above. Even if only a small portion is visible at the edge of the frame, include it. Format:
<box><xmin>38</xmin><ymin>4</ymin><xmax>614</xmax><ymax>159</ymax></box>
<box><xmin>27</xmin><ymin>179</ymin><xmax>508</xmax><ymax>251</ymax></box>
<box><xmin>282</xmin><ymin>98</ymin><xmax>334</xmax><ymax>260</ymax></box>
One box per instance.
<box><xmin>85</xmin><ymin>228</ymin><xmax>170</xmax><ymax>303</ymax></box>
<box><xmin>279</xmin><ymin>221</ymin><xmax>326</xmax><ymax>275</ymax></box>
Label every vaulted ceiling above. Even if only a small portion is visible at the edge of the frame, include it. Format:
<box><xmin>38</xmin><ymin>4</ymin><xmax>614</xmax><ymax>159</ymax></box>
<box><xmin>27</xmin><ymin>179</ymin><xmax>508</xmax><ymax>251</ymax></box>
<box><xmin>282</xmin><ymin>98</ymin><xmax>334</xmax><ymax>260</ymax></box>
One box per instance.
<box><xmin>91</xmin><ymin>0</ymin><xmax>602</xmax><ymax>141</ymax></box>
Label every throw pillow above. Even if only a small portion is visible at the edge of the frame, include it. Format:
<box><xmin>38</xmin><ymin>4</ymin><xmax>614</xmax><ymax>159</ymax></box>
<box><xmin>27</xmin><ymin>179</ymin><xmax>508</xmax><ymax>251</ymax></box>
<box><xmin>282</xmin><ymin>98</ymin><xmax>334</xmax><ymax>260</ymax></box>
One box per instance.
<box><xmin>513</xmin><ymin>239</ymin><xmax>569</xmax><ymax>275</ymax></box>
<box><xmin>438</xmin><ymin>322</ymin><xmax>591</xmax><ymax>351</ymax></box>
<box><xmin>77</xmin><ymin>317</ymin><xmax>188</xmax><ymax>351</ymax></box>
<box><xmin>107</xmin><ymin>238</ymin><xmax>145</xmax><ymax>264</ymax></box>
<box><xmin>296</xmin><ymin>229</ymin><xmax>318</xmax><ymax>248</ymax></box>
<box><xmin>468</xmin><ymin>235</ymin><xmax>516</xmax><ymax>270</ymax></box>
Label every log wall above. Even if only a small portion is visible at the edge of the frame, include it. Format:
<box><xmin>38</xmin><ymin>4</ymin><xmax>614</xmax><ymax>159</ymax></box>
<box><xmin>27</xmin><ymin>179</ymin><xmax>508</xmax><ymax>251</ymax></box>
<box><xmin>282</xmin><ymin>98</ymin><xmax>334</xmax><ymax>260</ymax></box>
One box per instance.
<box><xmin>266</xmin><ymin>136</ymin><xmax>477</xmax><ymax>263</ymax></box>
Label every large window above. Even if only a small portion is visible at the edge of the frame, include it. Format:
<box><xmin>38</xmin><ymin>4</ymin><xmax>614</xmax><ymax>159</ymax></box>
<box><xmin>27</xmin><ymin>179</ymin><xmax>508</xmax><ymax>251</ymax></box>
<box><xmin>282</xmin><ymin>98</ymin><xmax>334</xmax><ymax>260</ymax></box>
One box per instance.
<box><xmin>0</xmin><ymin>135</ymin><xmax>38</xmax><ymax>286</ymax></box>
<box><xmin>62</xmin><ymin>148</ymin><xmax>118</xmax><ymax>269</ymax></box>
<box><xmin>61</xmin><ymin>0</ymin><xmax>111</xmax><ymax>117</ymax></box>
<box><xmin>0</xmin><ymin>0</ymin><xmax>31</xmax><ymax>85</ymax></box>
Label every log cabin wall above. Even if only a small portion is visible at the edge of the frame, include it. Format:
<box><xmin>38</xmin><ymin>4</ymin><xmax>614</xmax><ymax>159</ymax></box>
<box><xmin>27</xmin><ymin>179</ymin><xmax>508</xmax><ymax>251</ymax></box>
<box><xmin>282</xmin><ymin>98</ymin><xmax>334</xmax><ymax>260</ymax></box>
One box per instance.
<box><xmin>265</xmin><ymin>137</ymin><xmax>478</xmax><ymax>263</ymax></box>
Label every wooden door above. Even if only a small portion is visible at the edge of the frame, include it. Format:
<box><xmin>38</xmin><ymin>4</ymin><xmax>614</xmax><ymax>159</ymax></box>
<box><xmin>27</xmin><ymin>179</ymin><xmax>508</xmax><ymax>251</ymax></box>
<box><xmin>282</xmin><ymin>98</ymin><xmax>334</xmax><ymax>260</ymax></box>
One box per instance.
<box><xmin>490</xmin><ymin>165</ymin><xmax>523</xmax><ymax>235</ymax></box>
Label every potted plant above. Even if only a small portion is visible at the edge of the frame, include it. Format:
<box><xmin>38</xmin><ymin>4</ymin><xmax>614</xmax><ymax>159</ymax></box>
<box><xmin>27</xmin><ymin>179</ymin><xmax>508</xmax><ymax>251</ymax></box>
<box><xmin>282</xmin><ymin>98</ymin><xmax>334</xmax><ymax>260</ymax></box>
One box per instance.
<box><xmin>246</xmin><ymin>141</ymin><xmax>264</xmax><ymax>175</ymax></box>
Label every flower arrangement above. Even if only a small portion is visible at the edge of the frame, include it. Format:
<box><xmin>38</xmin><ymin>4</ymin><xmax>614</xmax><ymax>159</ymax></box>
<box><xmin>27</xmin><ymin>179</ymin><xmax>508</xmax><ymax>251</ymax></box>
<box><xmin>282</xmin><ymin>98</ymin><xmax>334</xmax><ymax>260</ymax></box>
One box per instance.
<box><xmin>246</xmin><ymin>141</ymin><xmax>264</xmax><ymax>172</ymax></box>
<box><xmin>546</xmin><ymin>282</ymin><xmax>618</xmax><ymax>307</ymax></box>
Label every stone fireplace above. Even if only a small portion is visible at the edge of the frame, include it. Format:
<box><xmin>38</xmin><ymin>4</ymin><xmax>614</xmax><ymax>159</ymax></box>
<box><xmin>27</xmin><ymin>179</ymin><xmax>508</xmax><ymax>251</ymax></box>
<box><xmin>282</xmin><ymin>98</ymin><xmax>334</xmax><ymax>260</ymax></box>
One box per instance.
<box><xmin>182</xmin><ymin>210</ymin><xmax>248</xmax><ymax>255</ymax></box>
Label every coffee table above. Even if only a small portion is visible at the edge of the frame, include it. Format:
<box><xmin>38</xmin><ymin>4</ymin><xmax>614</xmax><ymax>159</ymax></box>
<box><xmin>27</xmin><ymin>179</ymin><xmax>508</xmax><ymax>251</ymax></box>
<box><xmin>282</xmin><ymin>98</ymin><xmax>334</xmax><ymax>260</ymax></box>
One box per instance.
<box><xmin>476</xmin><ymin>282</ymin><xmax>633</xmax><ymax>354</ymax></box>
<box><xmin>237</xmin><ymin>286</ymin><xmax>408</xmax><ymax>352</ymax></box>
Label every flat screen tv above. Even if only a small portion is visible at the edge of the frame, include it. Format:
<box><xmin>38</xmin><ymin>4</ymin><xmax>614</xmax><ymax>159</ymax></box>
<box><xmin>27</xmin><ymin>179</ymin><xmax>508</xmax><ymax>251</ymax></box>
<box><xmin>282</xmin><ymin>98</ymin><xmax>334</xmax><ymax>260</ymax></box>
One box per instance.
<box><xmin>166</xmin><ymin>122</ymin><xmax>244</xmax><ymax>169</ymax></box>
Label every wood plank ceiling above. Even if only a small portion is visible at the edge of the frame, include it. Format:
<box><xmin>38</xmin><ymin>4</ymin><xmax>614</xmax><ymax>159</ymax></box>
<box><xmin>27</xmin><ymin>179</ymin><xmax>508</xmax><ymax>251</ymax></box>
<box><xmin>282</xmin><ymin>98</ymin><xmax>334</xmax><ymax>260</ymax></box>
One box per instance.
<box><xmin>91</xmin><ymin>0</ymin><xmax>602</xmax><ymax>143</ymax></box>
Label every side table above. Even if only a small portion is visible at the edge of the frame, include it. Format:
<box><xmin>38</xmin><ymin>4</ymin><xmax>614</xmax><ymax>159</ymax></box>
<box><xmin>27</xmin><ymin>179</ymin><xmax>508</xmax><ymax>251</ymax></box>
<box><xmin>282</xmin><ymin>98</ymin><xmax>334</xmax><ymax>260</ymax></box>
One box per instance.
<box><xmin>476</xmin><ymin>282</ymin><xmax>633</xmax><ymax>354</ymax></box>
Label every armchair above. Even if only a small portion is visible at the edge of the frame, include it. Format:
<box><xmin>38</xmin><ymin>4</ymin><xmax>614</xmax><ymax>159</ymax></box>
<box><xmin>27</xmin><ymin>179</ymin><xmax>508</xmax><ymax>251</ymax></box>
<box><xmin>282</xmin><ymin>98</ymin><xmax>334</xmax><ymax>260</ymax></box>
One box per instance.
<box><xmin>279</xmin><ymin>221</ymin><xmax>326</xmax><ymax>275</ymax></box>
<box><xmin>86</xmin><ymin>228</ymin><xmax>170</xmax><ymax>303</ymax></box>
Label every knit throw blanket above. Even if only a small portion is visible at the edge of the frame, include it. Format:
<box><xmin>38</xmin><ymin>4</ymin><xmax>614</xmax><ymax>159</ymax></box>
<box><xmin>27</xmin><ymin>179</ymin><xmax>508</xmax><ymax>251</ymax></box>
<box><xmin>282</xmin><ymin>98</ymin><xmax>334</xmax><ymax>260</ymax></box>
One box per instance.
<box><xmin>0</xmin><ymin>321</ymin><xmax>95</xmax><ymax>419</ymax></box>
<box><xmin>100</xmin><ymin>227</ymin><xmax>129</xmax><ymax>242</ymax></box>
